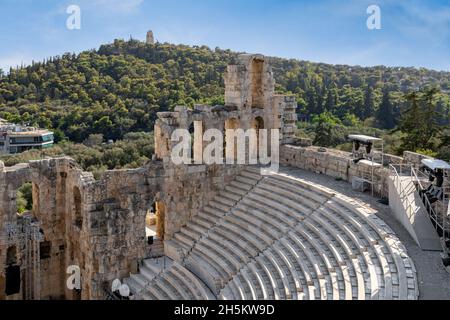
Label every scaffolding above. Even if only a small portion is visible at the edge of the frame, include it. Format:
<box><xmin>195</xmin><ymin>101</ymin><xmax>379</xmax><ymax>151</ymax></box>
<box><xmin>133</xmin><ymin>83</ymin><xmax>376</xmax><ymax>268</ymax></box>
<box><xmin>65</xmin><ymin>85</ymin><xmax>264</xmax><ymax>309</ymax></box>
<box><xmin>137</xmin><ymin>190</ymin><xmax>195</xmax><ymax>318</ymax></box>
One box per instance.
<box><xmin>348</xmin><ymin>134</ymin><xmax>384</xmax><ymax>197</ymax></box>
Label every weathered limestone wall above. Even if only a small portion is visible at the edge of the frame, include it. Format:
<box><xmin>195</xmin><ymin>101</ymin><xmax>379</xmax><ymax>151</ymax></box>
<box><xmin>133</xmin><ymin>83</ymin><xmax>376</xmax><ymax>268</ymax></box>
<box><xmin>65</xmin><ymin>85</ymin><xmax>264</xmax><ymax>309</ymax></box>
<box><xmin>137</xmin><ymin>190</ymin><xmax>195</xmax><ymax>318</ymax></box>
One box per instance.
<box><xmin>162</xmin><ymin>164</ymin><xmax>243</xmax><ymax>240</ymax></box>
<box><xmin>0</xmin><ymin>159</ymin><xmax>73</xmax><ymax>300</ymax></box>
<box><xmin>280</xmin><ymin>146</ymin><xmax>437</xmax><ymax>199</ymax></box>
<box><xmin>0</xmin><ymin>158</ymin><xmax>168</xmax><ymax>300</ymax></box>
<box><xmin>0</xmin><ymin>157</ymin><xmax>249</xmax><ymax>300</ymax></box>
<box><xmin>280</xmin><ymin>145</ymin><xmax>398</xmax><ymax>197</ymax></box>
<box><xmin>224</xmin><ymin>54</ymin><xmax>275</xmax><ymax>110</ymax></box>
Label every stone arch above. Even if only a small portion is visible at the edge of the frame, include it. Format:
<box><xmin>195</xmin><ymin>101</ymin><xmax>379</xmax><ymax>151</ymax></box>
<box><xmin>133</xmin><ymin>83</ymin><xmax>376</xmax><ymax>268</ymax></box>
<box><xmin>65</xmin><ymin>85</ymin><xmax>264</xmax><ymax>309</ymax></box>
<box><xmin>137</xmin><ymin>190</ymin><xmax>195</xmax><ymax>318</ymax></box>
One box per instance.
<box><xmin>5</xmin><ymin>246</ymin><xmax>20</xmax><ymax>297</ymax></box>
<box><xmin>251</xmin><ymin>116</ymin><xmax>265</xmax><ymax>159</ymax></box>
<box><xmin>251</xmin><ymin>116</ymin><xmax>265</xmax><ymax>131</ymax></box>
<box><xmin>251</xmin><ymin>58</ymin><xmax>264</xmax><ymax>108</ymax></box>
<box><xmin>16</xmin><ymin>182</ymin><xmax>33</xmax><ymax>216</ymax></box>
<box><xmin>6</xmin><ymin>246</ymin><xmax>17</xmax><ymax>266</ymax></box>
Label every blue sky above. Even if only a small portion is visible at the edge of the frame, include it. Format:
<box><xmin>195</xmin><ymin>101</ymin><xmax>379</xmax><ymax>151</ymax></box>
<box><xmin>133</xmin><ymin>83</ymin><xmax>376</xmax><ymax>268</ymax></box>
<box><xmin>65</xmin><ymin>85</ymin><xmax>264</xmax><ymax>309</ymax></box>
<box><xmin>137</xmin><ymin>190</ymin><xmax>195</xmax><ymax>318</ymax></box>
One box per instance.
<box><xmin>1</xmin><ymin>0</ymin><xmax>450</xmax><ymax>72</ymax></box>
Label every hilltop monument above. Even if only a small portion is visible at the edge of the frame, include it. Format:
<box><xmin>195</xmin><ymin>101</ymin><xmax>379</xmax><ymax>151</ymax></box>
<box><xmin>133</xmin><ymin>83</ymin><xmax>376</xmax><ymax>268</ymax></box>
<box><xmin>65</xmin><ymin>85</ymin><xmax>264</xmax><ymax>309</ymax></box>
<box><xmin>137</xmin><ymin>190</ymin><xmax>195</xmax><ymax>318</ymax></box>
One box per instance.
<box><xmin>146</xmin><ymin>30</ymin><xmax>155</xmax><ymax>45</ymax></box>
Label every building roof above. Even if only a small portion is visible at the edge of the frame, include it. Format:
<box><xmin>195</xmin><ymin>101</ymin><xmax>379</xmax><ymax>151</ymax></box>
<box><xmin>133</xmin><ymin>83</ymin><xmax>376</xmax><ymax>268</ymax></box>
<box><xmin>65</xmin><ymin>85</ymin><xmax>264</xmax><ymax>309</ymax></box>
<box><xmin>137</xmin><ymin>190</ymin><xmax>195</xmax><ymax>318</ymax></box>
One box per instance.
<box><xmin>8</xmin><ymin>129</ymin><xmax>53</xmax><ymax>137</ymax></box>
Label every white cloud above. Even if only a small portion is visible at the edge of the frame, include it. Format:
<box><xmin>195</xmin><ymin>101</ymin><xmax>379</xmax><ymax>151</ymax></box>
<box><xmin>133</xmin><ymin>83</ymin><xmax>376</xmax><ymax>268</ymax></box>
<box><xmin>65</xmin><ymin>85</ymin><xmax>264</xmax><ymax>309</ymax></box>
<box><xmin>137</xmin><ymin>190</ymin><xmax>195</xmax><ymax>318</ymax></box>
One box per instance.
<box><xmin>396</xmin><ymin>1</ymin><xmax>450</xmax><ymax>43</ymax></box>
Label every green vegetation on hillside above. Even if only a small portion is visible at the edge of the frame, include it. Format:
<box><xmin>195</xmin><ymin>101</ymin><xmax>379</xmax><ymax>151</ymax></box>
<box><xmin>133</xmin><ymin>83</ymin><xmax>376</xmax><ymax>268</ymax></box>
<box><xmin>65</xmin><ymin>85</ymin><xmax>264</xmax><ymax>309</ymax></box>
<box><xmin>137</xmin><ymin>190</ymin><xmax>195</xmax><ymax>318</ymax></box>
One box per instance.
<box><xmin>1</xmin><ymin>39</ymin><xmax>449</xmax><ymax>169</ymax></box>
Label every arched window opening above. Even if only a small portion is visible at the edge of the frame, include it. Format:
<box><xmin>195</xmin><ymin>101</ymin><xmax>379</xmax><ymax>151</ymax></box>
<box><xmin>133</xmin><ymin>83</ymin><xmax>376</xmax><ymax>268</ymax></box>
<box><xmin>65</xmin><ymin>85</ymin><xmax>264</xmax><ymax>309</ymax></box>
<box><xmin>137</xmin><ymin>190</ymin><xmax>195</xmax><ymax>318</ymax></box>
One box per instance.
<box><xmin>251</xmin><ymin>117</ymin><xmax>265</xmax><ymax>159</ymax></box>
<box><xmin>251</xmin><ymin>59</ymin><xmax>264</xmax><ymax>108</ymax></box>
<box><xmin>6</xmin><ymin>246</ymin><xmax>17</xmax><ymax>266</ymax></box>
<box><xmin>189</xmin><ymin>121</ymin><xmax>204</xmax><ymax>164</ymax></box>
<box><xmin>16</xmin><ymin>182</ymin><xmax>32</xmax><ymax>216</ymax></box>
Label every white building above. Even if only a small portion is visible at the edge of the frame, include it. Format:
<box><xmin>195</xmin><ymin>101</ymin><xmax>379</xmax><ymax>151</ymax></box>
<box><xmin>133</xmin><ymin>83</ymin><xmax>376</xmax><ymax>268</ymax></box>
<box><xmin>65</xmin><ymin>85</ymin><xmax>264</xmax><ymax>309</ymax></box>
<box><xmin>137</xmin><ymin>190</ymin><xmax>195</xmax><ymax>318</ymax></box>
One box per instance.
<box><xmin>0</xmin><ymin>123</ymin><xmax>54</xmax><ymax>155</ymax></box>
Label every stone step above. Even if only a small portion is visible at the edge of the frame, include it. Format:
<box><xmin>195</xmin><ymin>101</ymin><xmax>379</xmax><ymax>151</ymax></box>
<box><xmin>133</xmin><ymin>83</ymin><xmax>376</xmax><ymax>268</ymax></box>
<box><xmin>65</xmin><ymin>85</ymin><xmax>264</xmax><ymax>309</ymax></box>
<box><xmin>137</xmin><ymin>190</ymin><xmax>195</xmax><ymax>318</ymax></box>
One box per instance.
<box><xmin>219</xmin><ymin>218</ymin><xmax>267</xmax><ymax>252</ymax></box>
<box><xmin>171</xmin><ymin>263</ymin><xmax>215</xmax><ymax>300</ymax></box>
<box><xmin>237</xmin><ymin>201</ymin><xmax>289</xmax><ymax>233</ymax></box>
<box><xmin>261</xmin><ymin>177</ymin><xmax>325</xmax><ymax>211</ymax></box>
<box><xmin>202</xmin><ymin>206</ymin><xmax>225</xmax><ymax>219</ymax></box>
<box><xmin>219</xmin><ymin>190</ymin><xmax>242</xmax><ymax>202</ymax></box>
<box><xmin>214</xmin><ymin>194</ymin><xmax>236</xmax><ymax>207</ymax></box>
<box><xmin>209</xmin><ymin>200</ymin><xmax>231</xmax><ymax>212</ymax></box>
<box><xmin>225</xmin><ymin>184</ymin><xmax>249</xmax><ymax>195</ymax></box>
<box><xmin>193</xmin><ymin>242</ymin><xmax>236</xmax><ymax>279</ymax></box>
<box><xmin>211</xmin><ymin>226</ymin><xmax>259</xmax><ymax>258</ymax></box>
<box><xmin>235</xmin><ymin>175</ymin><xmax>259</xmax><ymax>186</ymax></box>
<box><xmin>163</xmin><ymin>270</ymin><xmax>193</xmax><ymax>300</ymax></box>
<box><xmin>230</xmin><ymin>180</ymin><xmax>253</xmax><ymax>192</ymax></box>
<box><xmin>232</xmin><ymin>208</ymin><xmax>284</xmax><ymax>239</ymax></box>
<box><xmin>140</xmin><ymin>265</ymin><xmax>157</xmax><ymax>283</ymax></box>
<box><xmin>251</xmin><ymin>187</ymin><xmax>308</xmax><ymax>222</ymax></box>
<box><xmin>240</xmin><ymin>170</ymin><xmax>262</xmax><ymax>181</ymax></box>
<box><xmin>243</xmin><ymin>166</ymin><xmax>263</xmax><ymax>174</ymax></box>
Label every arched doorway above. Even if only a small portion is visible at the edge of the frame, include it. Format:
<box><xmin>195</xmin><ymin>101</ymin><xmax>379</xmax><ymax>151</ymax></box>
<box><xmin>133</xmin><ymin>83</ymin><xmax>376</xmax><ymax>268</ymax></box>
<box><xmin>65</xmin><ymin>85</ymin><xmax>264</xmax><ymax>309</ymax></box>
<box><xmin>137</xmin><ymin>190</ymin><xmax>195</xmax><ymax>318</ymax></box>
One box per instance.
<box><xmin>251</xmin><ymin>117</ymin><xmax>265</xmax><ymax>160</ymax></box>
<box><xmin>145</xmin><ymin>202</ymin><xmax>157</xmax><ymax>239</ymax></box>
<box><xmin>5</xmin><ymin>246</ymin><xmax>20</xmax><ymax>297</ymax></box>
<box><xmin>144</xmin><ymin>201</ymin><xmax>166</xmax><ymax>258</ymax></box>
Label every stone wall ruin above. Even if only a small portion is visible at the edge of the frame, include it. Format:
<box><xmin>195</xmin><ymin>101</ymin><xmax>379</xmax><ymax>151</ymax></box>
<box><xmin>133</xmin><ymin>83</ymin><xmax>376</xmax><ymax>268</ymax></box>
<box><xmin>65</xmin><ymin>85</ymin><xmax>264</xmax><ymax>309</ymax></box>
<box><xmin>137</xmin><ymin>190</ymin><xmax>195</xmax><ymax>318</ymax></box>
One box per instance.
<box><xmin>0</xmin><ymin>53</ymin><xmax>426</xmax><ymax>300</ymax></box>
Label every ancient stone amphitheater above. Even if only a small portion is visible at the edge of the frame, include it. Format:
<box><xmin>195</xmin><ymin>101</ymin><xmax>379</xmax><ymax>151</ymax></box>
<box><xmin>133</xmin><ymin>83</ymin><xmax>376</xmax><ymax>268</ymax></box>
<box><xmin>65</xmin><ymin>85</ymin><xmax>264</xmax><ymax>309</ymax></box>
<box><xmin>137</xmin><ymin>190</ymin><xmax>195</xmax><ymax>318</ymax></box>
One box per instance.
<box><xmin>125</xmin><ymin>166</ymin><xmax>418</xmax><ymax>300</ymax></box>
<box><xmin>2</xmin><ymin>53</ymin><xmax>441</xmax><ymax>301</ymax></box>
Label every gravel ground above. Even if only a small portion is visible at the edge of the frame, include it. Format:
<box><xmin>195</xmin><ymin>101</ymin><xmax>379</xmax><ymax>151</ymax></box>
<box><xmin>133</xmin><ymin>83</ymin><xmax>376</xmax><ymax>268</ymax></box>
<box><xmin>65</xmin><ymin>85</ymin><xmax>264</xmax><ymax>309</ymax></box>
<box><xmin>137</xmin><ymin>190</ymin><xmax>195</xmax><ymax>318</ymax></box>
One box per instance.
<box><xmin>279</xmin><ymin>166</ymin><xmax>450</xmax><ymax>300</ymax></box>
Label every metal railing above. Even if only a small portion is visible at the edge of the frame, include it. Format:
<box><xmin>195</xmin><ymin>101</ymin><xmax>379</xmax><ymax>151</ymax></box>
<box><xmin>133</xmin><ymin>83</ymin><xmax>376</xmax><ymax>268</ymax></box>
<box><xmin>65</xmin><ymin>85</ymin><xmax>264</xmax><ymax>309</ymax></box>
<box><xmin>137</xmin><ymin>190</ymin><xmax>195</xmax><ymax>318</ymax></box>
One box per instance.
<box><xmin>390</xmin><ymin>163</ymin><xmax>449</xmax><ymax>251</ymax></box>
<box><xmin>389</xmin><ymin>164</ymin><xmax>420</xmax><ymax>220</ymax></box>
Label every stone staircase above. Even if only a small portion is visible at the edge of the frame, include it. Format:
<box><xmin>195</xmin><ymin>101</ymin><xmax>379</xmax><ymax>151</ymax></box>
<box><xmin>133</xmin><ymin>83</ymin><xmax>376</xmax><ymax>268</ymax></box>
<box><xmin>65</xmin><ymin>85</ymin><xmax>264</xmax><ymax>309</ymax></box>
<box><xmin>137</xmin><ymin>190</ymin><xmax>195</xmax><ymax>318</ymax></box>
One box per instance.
<box><xmin>124</xmin><ymin>257</ymin><xmax>215</xmax><ymax>300</ymax></box>
<box><xmin>126</xmin><ymin>166</ymin><xmax>419</xmax><ymax>300</ymax></box>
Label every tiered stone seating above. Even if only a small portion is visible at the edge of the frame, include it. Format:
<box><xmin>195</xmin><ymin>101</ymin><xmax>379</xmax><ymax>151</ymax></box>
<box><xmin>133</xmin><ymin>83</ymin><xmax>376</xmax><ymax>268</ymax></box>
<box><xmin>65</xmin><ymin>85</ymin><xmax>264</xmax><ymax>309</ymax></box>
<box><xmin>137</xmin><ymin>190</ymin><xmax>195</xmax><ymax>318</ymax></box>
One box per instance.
<box><xmin>129</xmin><ymin>166</ymin><xmax>419</xmax><ymax>300</ymax></box>
<box><xmin>170</xmin><ymin>169</ymin><xmax>261</xmax><ymax>255</ymax></box>
<box><xmin>125</xmin><ymin>258</ymin><xmax>215</xmax><ymax>300</ymax></box>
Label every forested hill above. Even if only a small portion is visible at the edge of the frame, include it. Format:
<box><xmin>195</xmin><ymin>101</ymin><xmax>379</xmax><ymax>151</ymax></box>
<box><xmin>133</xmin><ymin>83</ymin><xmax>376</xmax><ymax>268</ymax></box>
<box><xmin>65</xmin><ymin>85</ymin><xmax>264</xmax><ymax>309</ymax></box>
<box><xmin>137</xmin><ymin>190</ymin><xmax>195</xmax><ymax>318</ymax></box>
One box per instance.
<box><xmin>1</xmin><ymin>38</ymin><xmax>449</xmax><ymax>143</ymax></box>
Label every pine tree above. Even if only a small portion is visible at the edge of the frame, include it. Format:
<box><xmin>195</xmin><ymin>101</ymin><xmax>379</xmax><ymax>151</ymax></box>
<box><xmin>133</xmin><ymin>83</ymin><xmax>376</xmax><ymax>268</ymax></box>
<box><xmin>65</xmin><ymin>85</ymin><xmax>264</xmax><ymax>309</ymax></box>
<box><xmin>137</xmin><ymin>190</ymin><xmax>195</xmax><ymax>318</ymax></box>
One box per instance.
<box><xmin>362</xmin><ymin>86</ymin><xmax>374</xmax><ymax>119</ymax></box>
<box><xmin>398</xmin><ymin>89</ymin><xmax>440</xmax><ymax>152</ymax></box>
<box><xmin>376</xmin><ymin>89</ymin><xmax>395</xmax><ymax>129</ymax></box>
<box><xmin>325</xmin><ymin>88</ymin><xmax>336</xmax><ymax>112</ymax></box>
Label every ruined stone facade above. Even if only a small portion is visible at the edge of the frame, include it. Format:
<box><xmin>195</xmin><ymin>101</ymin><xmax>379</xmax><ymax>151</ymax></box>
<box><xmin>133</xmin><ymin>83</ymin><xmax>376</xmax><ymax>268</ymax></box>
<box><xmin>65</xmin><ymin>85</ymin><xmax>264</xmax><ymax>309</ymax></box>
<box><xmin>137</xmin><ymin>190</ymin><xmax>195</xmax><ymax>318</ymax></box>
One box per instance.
<box><xmin>0</xmin><ymin>54</ymin><xmax>298</xmax><ymax>300</ymax></box>
<box><xmin>0</xmin><ymin>52</ymin><xmax>426</xmax><ymax>300</ymax></box>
